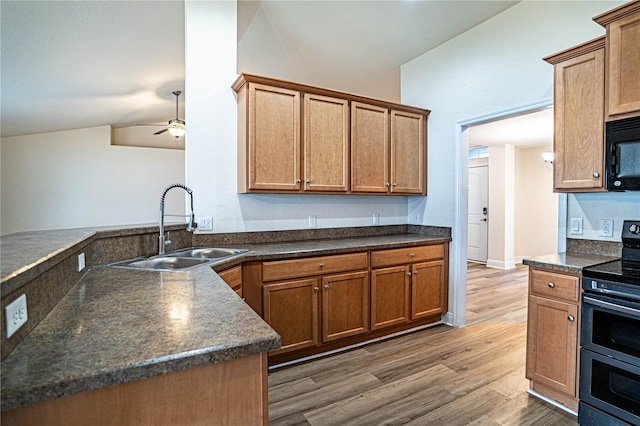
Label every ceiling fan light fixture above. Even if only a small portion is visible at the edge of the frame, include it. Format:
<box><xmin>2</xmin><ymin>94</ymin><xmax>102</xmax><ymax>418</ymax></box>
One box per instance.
<box><xmin>167</xmin><ymin>119</ymin><xmax>185</xmax><ymax>138</ymax></box>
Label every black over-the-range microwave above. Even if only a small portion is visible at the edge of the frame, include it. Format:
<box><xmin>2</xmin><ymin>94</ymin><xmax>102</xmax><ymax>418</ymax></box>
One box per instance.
<box><xmin>606</xmin><ymin>115</ymin><xmax>640</xmax><ymax>191</ymax></box>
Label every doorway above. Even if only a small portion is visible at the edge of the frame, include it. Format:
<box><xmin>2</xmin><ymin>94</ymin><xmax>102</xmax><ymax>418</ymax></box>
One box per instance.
<box><xmin>468</xmin><ymin>162</ymin><xmax>488</xmax><ymax>263</ymax></box>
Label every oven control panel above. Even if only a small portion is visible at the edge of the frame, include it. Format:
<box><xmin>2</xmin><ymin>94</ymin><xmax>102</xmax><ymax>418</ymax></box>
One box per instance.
<box><xmin>585</xmin><ymin>278</ymin><xmax>640</xmax><ymax>301</ymax></box>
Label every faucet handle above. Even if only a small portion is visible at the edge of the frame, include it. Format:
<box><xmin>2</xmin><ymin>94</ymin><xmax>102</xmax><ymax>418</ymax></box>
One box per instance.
<box><xmin>164</xmin><ymin>231</ymin><xmax>172</xmax><ymax>246</ymax></box>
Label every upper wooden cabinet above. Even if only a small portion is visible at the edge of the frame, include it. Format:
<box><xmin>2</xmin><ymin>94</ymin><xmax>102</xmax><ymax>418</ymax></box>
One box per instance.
<box><xmin>233</xmin><ymin>74</ymin><xmax>430</xmax><ymax>196</ymax></box>
<box><xmin>544</xmin><ymin>38</ymin><xmax>606</xmax><ymax>192</ymax></box>
<box><xmin>594</xmin><ymin>0</ymin><xmax>640</xmax><ymax>121</ymax></box>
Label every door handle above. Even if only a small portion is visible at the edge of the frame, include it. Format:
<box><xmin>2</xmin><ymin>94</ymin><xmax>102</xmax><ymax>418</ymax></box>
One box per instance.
<box><xmin>480</xmin><ymin>218</ymin><xmax>487</xmax><ymax>222</ymax></box>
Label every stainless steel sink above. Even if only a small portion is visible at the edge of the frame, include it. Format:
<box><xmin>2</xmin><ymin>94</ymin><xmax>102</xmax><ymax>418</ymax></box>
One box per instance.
<box><xmin>109</xmin><ymin>256</ymin><xmax>211</xmax><ymax>272</ymax></box>
<box><xmin>164</xmin><ymin>247</ymin><xmax>248</xmax><ymax>259</ymax></box>
<box><xmin>108</xmin><ymin>247</ymin><xmax>248</xmax><ymax>272</ymax></box>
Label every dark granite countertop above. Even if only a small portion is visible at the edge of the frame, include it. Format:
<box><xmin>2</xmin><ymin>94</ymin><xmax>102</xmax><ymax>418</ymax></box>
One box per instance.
<box><xmin>523</xmin><ymin>252</ymin><xmax>618</xmax><ymax>274</ymax></box>
<box><xmin>1</xmin><ymin>265</ymin><xmax>280</xmax><ymax>411</ymax></box>
<box><xmin>1</xmin><ymin>225</ymin><xmax>451</xmax><ymax>412</ymax></box>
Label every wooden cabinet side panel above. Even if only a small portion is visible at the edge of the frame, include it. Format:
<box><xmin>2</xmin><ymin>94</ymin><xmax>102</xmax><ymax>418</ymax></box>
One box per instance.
<box><xmin>351</xmin><ymin>102</ymin><xmax>389</xmax><ymax>193</ymax></box>
<box><xmin>249</xmin><ymin>83</ymin><xmax>301</xmax><ymax>191</ymax></box>
<box><xmin>553</xmin><ymin>49</ymin><xmax>605</xmax><ymax>191</ymax></box>
<box><xmin>263</xmin><ymin>279</ymin><xmax>319</xmax><ymax>355</ymax></box>
<box><xmin>304</xmin><ymin>94</ymin><xmax>350</xmax><ymax>192</ymax></box>
<box><xmin>390</xmin><ymin>110</ymin><xmax>426</xmax><ymax>194</ymax></box>
<box><xmin>525</xmin><ymin>295</ymin><xmax>578</xmax><ymax>397</ymax></box>
<box><xmin>2</xmin><ymin>354</ymin><xmax>268</xmax><ymax>426</ymax></box>
<box><xmin>606</xmin><ymin>12</ymin><xmax>640</xmax><ymax>119</ymax></box>
<box><xmin>411</xmin><ymin>260</ymin><xmax>446</xmax><ymax>320</ymax></box>
<box><xmin>371</xmin><ymin>266</ymin><xmax>411</xmax><ymax>330</ymax></box>
<box><xmin>321</xmin><ymin>271</ymin><xmax>370</xmax><ymax>342</ymax></box>
<box><xmin>218</xmin><ymin>265</ymin><xmax>243</xmax><ymax>291</ymax></box>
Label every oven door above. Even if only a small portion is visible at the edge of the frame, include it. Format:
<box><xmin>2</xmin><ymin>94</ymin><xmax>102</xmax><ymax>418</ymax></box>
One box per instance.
<box><xmin>581</xmin><ymin>294</ymin><xmax>640</xmax><ymax>365</ymax></box>
<box><xmin>579</xmin><ymin>349</ymin><xmax>640</xmax><ymax>425</ymax></box>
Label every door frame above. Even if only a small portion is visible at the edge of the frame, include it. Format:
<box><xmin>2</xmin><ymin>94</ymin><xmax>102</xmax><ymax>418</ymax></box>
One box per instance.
<box><xmin>451</xmin><ymin>99</ymin><xmax>565</xmax><ymax>327</ymax></box>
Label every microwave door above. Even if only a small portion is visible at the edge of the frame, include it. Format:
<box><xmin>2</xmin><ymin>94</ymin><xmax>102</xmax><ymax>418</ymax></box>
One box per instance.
<box><xmin>616</xmin><ymin>141</ymin><xmax>640</xmax><ymax>179</ymax></box>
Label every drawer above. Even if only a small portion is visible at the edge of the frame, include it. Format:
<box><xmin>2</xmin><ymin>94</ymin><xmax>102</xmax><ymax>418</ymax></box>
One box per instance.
<box><xmin>218</xmin><ymin>265</ymin><xmax>242</xmax><ymax>291</ymax></box>
<box><xmin>263</xmin><ymin>252</ymin><xmax>368</xmax><ymax>282</ymax></box>
<box><xmin>371</xmin><ymin>244</ymin><xmax>445</xmax><ymax>268</ymax></box>
<box><xmin>530</xmin><ymin>268</ymin><xmax>579</xmax><ymax>302</ymax></box>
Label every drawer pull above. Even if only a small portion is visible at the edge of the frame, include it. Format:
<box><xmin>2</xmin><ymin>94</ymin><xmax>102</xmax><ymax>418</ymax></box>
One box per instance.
<box><xmin>319</xmin><ymin>263</ymin><xmax>324</xmax><ymax>269</ymax></box>
<box><xmin>548</xmin><ymin>282</ymin><xmax>555</xmax><ymax>288</ymax></box>
<box><xmin>568</xmin><ymin>315</ymin><xmax>575</xmax><ymax>322</ymax></box>
<box><xmin>410</xmin><ymin>253</ymin><xmax>415</xmax><ymax>257</ymax></box>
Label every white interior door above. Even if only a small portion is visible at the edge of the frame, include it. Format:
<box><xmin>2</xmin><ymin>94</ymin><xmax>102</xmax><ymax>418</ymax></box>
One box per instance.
<box><xmin>468</xmin><ymin>165</ymin><xmax>488</xmax><ymax>263</ymax></box>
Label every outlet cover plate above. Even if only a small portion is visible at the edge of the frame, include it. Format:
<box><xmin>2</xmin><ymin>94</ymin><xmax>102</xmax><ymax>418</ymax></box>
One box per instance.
<box><xmin>5</xmin><ymin>294</ymin><xmax>28</xmax><ymax>338</ymax></box>
<box><xmin>199</xmin><ymin>216</ymin><xmax>213</xmax><ymax>231</ymax></box>
<box><xmin>599</xmin><ymin>219</ymin><xmax>614</xmax><ymax>237</ymax></box>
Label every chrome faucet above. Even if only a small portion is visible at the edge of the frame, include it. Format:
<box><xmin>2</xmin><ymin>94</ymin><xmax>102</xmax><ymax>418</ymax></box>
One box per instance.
<box><xmin>159</xmin><ymin>183</ymin><xmax>197</xmax><ymax>255</ymax></box>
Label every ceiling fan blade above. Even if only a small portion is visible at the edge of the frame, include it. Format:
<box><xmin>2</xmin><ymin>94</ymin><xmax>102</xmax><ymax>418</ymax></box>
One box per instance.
<box><xmin>153</xmin><ymin>128</ymin><xmax>169</xmax><ymax>135</ymax></box>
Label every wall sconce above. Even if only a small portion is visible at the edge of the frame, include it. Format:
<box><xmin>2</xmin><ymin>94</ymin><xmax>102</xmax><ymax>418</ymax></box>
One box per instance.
<box><xmin>542</xmin><ymin>151</ymin><xmax>554</xmax><ymax>169</ymax></box>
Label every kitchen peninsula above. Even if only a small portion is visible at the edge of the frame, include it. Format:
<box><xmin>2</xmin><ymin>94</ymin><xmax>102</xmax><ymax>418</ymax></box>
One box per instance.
<box><xmin>1</xmin><ymin>223</ymin><xmax>450</xmax><ymax>425</ymax></box>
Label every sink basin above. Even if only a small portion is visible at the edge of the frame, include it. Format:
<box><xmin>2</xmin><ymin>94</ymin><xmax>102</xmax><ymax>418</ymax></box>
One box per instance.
<box><xmin>109</xmin><ymin>256</ymin><xmax>211</xmax><ymax>272</ymax></box>
<box><xmin>164</xmin><ymin>247</ymin><xmax>248</xmax><ymax>259</ymax></box>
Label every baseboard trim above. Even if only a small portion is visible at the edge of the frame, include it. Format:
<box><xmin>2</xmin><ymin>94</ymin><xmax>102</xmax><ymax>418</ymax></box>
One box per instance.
<box><xmin>526</xmin><ymin>389</ymin><xmax>578</xmax><ymax>416</ymax></box>
<box><xmin>486</xmin><ymin>259</ymin><xmax>516</xmax><ymax>270</ymax></box>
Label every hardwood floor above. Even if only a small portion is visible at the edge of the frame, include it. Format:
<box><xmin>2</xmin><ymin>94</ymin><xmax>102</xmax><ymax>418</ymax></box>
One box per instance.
<box><xmin>267</xmin><ymin>263</ymin><xmax>578</xmax><ymax>425</ymax></box>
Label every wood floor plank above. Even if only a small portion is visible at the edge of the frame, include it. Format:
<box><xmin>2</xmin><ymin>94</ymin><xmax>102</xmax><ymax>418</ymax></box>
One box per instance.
<box><xmin>268</xmin><ymin>263</ymin><xmax>579</xmax><ymax>425</ymax></box>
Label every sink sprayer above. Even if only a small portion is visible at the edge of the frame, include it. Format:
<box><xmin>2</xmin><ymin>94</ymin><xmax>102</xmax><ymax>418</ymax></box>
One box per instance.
<box><xmin>159</xmin><ymin>183</ymin><xmax>197</xmax><ymax>255</ymax></box>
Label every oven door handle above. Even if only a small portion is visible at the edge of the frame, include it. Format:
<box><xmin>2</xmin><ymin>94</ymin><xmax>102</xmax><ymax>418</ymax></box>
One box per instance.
<box><xmin>584</xmin><ymin>296</ymin><xmax>640</xmax><ymax>317</ymax></box>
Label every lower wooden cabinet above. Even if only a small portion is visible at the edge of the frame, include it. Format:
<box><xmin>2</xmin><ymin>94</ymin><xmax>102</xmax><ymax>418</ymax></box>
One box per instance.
<box><xmin>217</xmin><ymin>265</ymin><xmax>243</xmax><ymax>298</ymax></box>
<box><xmin>254</xmin><ymin>242</ymin><xmax>449</xmax><ymax>363</ymax></box>
<box><xmin>525</xmin><ymin>267</ymin><xmax>580</xmax><ymax>411</ymax></box>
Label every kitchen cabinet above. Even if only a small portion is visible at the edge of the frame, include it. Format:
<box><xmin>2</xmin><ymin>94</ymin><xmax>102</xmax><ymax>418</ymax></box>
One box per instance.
<box><xmin>233</xmin><ymin>74</ymin><xmax>429</xmax><ymax>196</ymax></box>
<box><xmin>525</xmin><ymin>267</ymin><xmax>580</xmax><ymax>412</ymax></box>
<box><xmin>304</xmin><ymin>93</ymin><xmax>350</xmax><ymax>192</ymax></box>
<box><xmin>351</xmin><ymin>104</ymin><xmax>426</xmax><ymax>194</ymax></box>
<box><xmin>261</xmin><ymin>252</ymin><xmax>369</xmax><ymax>355</ymax></box>
<box><xmin>594</xmin><ymin>1</ymin><xmax>640</xmax><ymax>121</ymax></box>
<box><xmin>544</xmin><ymin>38</ymin><xmax>606</xmax><ymax>192</ymax></box>
<box><xmin>370</xmin><ymin>245</ymin><xmax>447</xmax><ymax>331</ymax></box>
<box><xmin>217</xmin><ymin>265</ymin><xmax>243</xmax><ymax>298</ymax></box>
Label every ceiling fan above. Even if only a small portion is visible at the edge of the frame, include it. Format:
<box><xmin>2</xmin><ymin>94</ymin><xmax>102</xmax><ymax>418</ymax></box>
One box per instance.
<box><xmin>138</xmin><ymin>90</ymin><xmax>185</xmax><ymax>138</ymax></box>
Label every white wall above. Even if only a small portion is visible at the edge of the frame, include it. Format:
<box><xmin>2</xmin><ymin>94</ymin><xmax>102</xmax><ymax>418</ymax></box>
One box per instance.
<box><xmin>0</xmin><ymin>126</ymin><xmax>185</xmax><ymax>235</ymax></box>
<box><xmin>515</xmin><ymin>145</ymin><xmax>558</xmax><ymax>259</ymax></box>
<box><xmin>184</xmin><ymin>0</ymin><xmax>408</xmax><ymax>234</ymax></box>
<box><xmin>401</xmin><ymin>0</ymin><xmax>625</xmax><ymax>326</ymax></box>
<box><xmin>567</xmin><ymin>192</ymin><xmax>640</xmax><ymax>241</ymax></box>
<box><xmin>487</xmin><ymin>144</ymin><xmax>515</xmax><ymax>269</ymax></box>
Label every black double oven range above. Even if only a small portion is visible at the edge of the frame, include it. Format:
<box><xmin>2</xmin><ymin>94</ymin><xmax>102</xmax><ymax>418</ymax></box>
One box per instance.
<box><xmin>579</xmin><ymin>220</ymin><xmax>640</xmax><ymax>425</ymax></box>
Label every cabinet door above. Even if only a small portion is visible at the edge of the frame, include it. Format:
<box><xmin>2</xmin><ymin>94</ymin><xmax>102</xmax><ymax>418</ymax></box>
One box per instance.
<box><xmin>248</xmin><ymin>83</ymin><xmax>301</xmax><ymax>191</ymax></box>
<box><xmin>390</xmin><ymin>110</ymin><xmax>426</xmax><ymax>194</ymax></box>
<box><xmin>553</xmin><ymin>48</ymin><xmax>605</xmax><ymax>191</ymax></box>
<box><xmin>411</xmin><ymin>260</ymin><xmax>446</xmax><ymax>320</ymax></box>
<box><xmin>526</xmin><ymin>295</ymin><xmax>578</xmax><ymax>397</ymax></box>
<box><xmin>304</xmin><ymin>94</ymin><xmax>350</xmax><ymax>192</ymax></box>
<box><xmin>263</xmin><ymin>278</ymin><xmax>318</xmax><ymax>354</ymax></box>
<box><xmin>606</xmin><ymin>12</ymin><xmax>640</xmax><ymax>120</ymax></box>
<box><xmin>371</xmin><ymin>266</ymin><xmax>410</xmax><ymax>330</ymax></box>
<box><xmin>351</xmin><ymin>102</ymin><xmax>389</xmax><ymax>193</ymax></box>
<box><xmin>321</xmin><ymin>271</ymin><xmax>369</xmax><ymax>342</ymax></box>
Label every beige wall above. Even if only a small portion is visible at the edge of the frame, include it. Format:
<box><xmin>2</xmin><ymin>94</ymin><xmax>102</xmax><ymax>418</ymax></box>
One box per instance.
<box><xmin>487</xmin><ymin>144</ymin><xmax>515</xmax><ymax>269</ymax></box>
<box><xmin>1</xmin><ymin>126</ymin><xmax>185</xmax><ymax>235</ymax></box>
<box><xmin>515</xmin><ymin>145</ymin><xmax>558</xmax><ymax>259</ymax></box>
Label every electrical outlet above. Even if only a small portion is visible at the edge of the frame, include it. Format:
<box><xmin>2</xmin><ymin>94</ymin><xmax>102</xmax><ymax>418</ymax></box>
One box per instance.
<box><xmin>199</xmin><ymin>216</ymin><xmax>213</xmax><ymax>231</ymax></box>
<box><xmin>309</xmin><ymin>215</ymin><xmax>317</xmax><ymax>228</ymax></box>
<box><xmin>570</xmin><ymin>218</ymin><xmax>583</xmax><ymax>235</ymax></box>
<box><xmin>77</xmin><ymin>253</ymin><xmax>85</xmax><ymax>272</ymax></box>
<box><xmin>5</xmin><ymin>294</ymin><xmax>28</xmax><ymax>338</ymax></box>
<box><xmin>599</xmin><ymin>219</ymin><xmax>614</xmax><ymax>237</ymax></box>
<box><xmin>373</xmin><ymin>213</ymin><xmax>380</xmax><ymax>225</ymax></box>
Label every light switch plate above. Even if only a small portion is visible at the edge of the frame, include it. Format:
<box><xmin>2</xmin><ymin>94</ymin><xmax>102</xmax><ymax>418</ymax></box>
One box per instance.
<box><xmin>570</xmin><ymin>218</ymin><xmax>583</xmax><ymax>235</ymax></box>
<box><xmin>309</xmin><ymin>215</ymin><xmax>317</xmax><ymax>228</ymax></box>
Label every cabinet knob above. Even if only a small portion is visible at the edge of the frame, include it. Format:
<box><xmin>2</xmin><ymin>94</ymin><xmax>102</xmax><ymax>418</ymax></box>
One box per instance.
<box><xmin>410</xmin><ymin>253</ymin><xmax>415</xmax><ymax>257</ymax></box>
<box><xmin>593</xmin><ymin>172</ymin><xmax>600</xmax><ymax>178</ymax></box>
<box><xmin>319</xmin><ymin>263</ymin><xmax>324</xmax><ymax>269</ymax></box>
<box><xmin>548</xmin><ymin>282</ymin><xmax>555</xmax><ymax>288</ymax></box>
<box><xmin>306</xmin><ymin>179</ymin><xmax>311</xmax><ymax>184</ymax></box>
<box><xmin>392</xmin><ymin>183</ymin><xmax>397</xmax><ymax>187</ymax></box>
<box><xmin>413</xmin><ymin>271</ymin><xmax>418</xmax><ymax>275</ymax></box>
<box><xmin>324</xmin><ymin>284</ymin><xmax>330</xmax><ymax>290</ymax></box>
<box><xmin>313</xmin><ymin>287</ymin><xmax>319</xmax><ymax>293</ymax></box>
<box><xmin>406</xmin><ymin>272</ymin><xmax>412</xmax><ymax>276</ymax></box>
<box><xmin>568</xmin><ymin>315</ymin><xmax>575</xmax><ymax>322</ymax></box>
<box><xmin>296</xmin><ymin>179</ymin><xmax>301</xmax><ymax>183</ymax></box>
<box><xmin>385</xmin><ymin>183</ymin><xmax>390</xmax><ymax>187</ymax></box>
